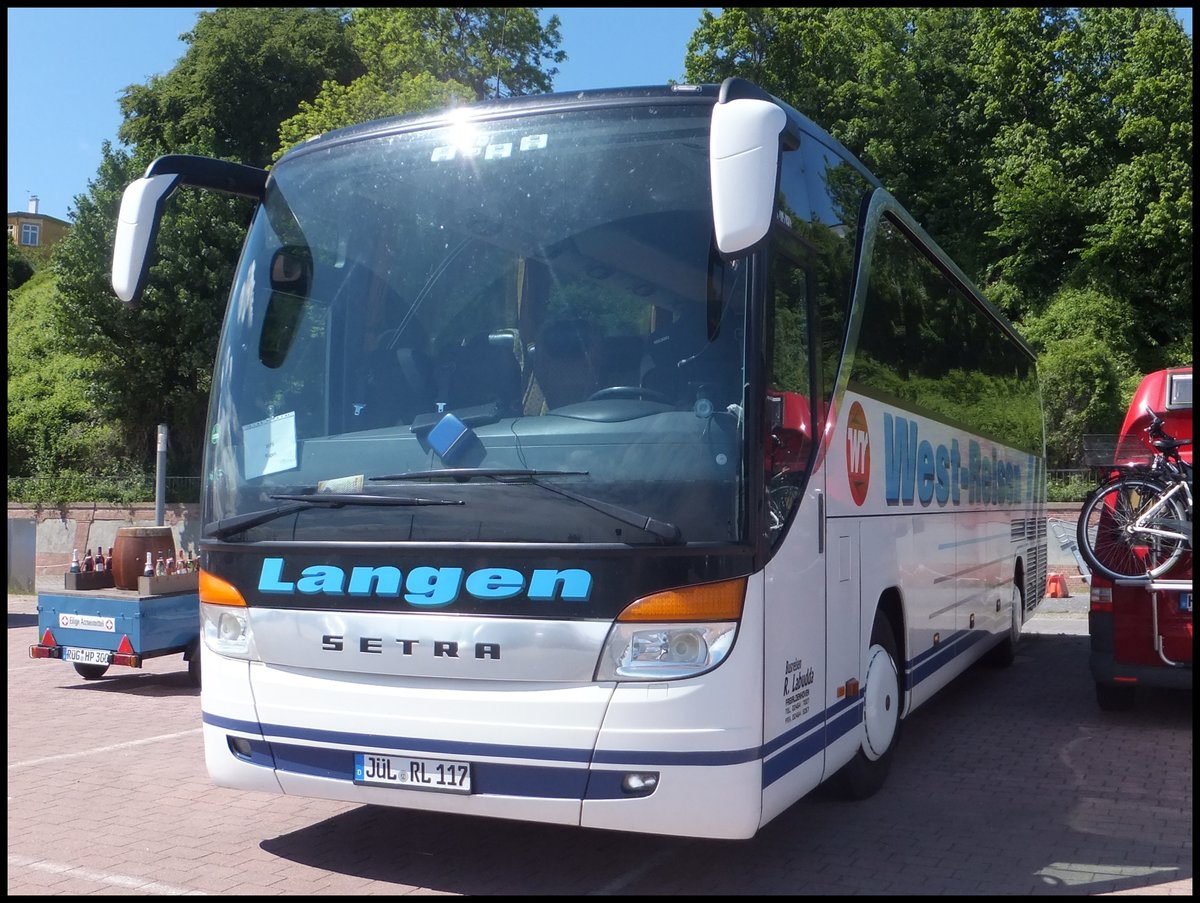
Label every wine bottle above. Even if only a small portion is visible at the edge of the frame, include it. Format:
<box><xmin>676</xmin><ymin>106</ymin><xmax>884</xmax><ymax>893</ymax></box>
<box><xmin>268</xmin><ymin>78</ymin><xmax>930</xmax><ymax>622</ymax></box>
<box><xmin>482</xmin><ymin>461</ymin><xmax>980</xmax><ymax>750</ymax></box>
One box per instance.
<box><xmin>83</xmin><ymin>549</ymin><xmax>95</xmax><ymax>572</ymax></box>
<box><xmin>143</xmin><ymin>551</ymin><xmax>154</xmax><ymax>578</ymax></box>
<box><xmin>70</xmin><ymin>549</ymin><xmax>81</xmax><ymax>574</ymax></box>
<box><xmin>94</xmin><ymin>546</ymin><xmax>105</xmax><ymax>572</ymax></box>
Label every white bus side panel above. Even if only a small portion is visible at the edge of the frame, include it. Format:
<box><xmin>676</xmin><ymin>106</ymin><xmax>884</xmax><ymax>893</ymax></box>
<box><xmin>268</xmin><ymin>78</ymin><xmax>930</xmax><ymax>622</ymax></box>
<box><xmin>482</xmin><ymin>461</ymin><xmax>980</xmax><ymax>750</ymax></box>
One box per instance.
<box><xmin>823</xmin><ymin>393</ymin><xmax>1032</xmax><ymax>714</ymax></box>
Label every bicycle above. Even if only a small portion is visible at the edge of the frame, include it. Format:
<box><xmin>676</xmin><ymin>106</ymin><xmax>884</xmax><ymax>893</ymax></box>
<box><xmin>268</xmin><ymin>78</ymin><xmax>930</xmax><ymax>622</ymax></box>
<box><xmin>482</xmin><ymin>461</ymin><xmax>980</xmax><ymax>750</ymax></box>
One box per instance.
<box><xmin>1076</xmin><ymin>408</ymin><xmax>1193</xmax><ymax>582</ymax></box>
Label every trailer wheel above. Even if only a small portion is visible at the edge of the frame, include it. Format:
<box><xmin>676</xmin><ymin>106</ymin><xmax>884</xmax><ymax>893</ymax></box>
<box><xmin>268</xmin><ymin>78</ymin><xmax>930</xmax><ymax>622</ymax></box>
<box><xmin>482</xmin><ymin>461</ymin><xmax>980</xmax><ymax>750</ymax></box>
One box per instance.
<box><xmin>186</xmin><ymin>643</ymin><xmax>202</xmax><ymax>688</ymax></box>
<box><xmin>834</xmin><ymin>608</ymin><xmax>901</xmax><ymax>800</ymax></box>
<box><xmin>73</xmin><ymin>662</ymin><xmax>110</xmax><ymax>680</ymax></box>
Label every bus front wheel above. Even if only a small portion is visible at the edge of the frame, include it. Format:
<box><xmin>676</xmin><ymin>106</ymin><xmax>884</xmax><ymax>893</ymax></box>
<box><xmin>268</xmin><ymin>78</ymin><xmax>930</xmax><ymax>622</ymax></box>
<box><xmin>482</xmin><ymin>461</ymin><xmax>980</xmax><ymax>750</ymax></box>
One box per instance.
<box><xmin>834</xmin><ymin>609</ymin><xmax>901</xmax><ymax>800</ymax></box>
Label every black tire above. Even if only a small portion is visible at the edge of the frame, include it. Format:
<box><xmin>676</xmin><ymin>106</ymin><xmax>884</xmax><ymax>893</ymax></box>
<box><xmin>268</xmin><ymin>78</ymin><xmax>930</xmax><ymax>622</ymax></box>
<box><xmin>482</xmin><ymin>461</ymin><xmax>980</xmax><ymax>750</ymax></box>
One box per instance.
<box><xmin>73</xmin><ymin>662</ymin><xmax>109</xmax><ymax>680</ymax></box>
<box><xmin>1077</xmin><ymin>475</ymin><xmax>1188</xmax><ymax>581</ymax></box>
<box><xmin>833</xmin><ymin>609</ymin><xmax>902</xmax><ymax>800</ymax></box>
<box><xmin>983</xmin><ymin>578</ymin><xmax>1024</xmax><ymax>668</ymax></box>
<box><xmin>186</xmin><ymin>643</ymin><xmax>202</xmax><ymax>688</ymax></box>
<box><xmin>1096</xmin><ymin>682</ymin><xmax>1136</xmax><ymax>712</ymax></box>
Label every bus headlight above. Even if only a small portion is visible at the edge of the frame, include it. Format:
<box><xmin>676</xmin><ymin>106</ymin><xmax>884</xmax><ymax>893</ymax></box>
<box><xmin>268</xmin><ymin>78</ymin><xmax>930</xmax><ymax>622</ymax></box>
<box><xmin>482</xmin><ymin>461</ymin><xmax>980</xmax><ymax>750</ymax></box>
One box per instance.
<box><xmin>596</xmin><ymin>621</ymin><xmax>737</xmax><ymax>680</ymax></box>
<box><xmin>594</xmin><ymin>577</ymin><xmax>746</xmax><ymax>681</ymax></box>
<box><xmin>201</xmin><ymin>603</ymin><xmax>257</xmax><ymax>659</ymax></box>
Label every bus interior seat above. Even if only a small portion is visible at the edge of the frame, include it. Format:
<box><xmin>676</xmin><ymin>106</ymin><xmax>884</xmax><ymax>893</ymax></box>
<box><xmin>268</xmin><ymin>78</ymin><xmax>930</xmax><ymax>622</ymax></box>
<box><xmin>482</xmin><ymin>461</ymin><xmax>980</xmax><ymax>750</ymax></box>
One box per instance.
<box><xmin>440</xmin><ymin>331</ymin><xmax>524</xmax><ymax>415</ymax></box>
<box><xmin>355</xmin><ymin>326</ymin><xmax>435</xmax><ymax>428</ymax></box>
<box><xmin>529</xmin><ymin>318</ymin><xmax>601</xmax><ymax>409</ymax></box>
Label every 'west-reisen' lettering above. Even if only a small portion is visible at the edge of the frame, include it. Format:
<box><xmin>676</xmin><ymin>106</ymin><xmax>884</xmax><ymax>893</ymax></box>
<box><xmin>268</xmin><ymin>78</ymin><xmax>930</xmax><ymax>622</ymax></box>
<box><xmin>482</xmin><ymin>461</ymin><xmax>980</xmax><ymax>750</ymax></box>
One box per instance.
<box><xmin>257</xmin><ymin>559</ymin><xmax>592</xmax><ymax>606</ymax></box>
<box><xmin>883</xmin><ymin>412</ymin><xmax>1025</xmax><ymax>507</ymax></box>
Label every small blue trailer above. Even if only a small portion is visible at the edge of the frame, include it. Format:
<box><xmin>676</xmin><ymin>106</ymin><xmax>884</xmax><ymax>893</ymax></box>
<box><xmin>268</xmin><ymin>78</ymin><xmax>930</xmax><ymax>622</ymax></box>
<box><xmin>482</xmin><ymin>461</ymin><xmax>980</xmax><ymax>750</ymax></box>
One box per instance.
<box><xmin>29</xmin><ymin>586</ymin><xmax>202</xmax><ymax>686</ymax></box>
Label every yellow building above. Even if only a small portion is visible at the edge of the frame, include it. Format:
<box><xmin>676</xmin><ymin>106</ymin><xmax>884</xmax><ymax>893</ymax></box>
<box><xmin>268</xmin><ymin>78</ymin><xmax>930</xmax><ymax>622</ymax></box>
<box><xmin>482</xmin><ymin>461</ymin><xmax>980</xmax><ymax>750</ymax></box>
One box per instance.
<box><xmin>7</xmin><ymin>196</ymin><xmax>70</xmax><ymax>252</ymax></box>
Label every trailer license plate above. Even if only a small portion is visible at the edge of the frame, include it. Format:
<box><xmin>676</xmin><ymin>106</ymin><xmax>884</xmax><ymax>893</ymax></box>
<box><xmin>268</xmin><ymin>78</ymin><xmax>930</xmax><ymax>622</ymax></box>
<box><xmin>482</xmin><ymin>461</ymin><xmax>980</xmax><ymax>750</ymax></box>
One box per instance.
<box><xmin>354</xmin><ymin>753</ymin><xmax>471</xmax><ymax>794</ymax></box>
<box><xmin>1181</xmin><ymin>592</ymin><xmax>1191</xmax><ymax>612</ymax></box>
<box><xmin>62</xmin><ymin>647</ymin><xmax>112</xmax><ymax>665</ymax></box>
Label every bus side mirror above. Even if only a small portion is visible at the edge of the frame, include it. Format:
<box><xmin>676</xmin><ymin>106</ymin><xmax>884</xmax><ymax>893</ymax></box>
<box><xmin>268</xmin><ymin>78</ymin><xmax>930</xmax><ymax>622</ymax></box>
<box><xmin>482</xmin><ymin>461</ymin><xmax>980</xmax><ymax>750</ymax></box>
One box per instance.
<box><xmin>710</xmin><ymin>96</ymin><xmax>786</xmax><ymax>255</ymax></box>
<box><xmin>111</xmin><ymin>173</ymin><xmax>182</xmax><ymax>306</ymax></box>
<box><xmin>111</xmin><ymin>154</ymin><xmax>268</xmax><ymax>307</ymax></box>
<box><xmin>259</xmin><ymin>246</ymin><xmax>314</xmax><ymax>369</ymax></box>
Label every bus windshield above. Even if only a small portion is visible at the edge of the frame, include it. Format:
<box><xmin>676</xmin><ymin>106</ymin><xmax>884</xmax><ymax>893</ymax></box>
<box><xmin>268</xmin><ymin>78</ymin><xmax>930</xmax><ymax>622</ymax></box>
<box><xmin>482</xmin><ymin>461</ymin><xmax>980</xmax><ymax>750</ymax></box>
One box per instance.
<box><xmin>204</xmin><ymin>101</ymin><xmax>753</xmax><ymax>545</ymax></box>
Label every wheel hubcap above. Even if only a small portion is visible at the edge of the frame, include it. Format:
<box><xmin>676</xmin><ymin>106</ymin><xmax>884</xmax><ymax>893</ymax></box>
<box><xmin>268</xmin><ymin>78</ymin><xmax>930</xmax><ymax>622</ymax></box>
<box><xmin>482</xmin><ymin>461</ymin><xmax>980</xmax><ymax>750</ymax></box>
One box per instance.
<box><xmin>862</xmin><ymin>644</ymin><xmax>899</xmax><ymax>760</ymax></box>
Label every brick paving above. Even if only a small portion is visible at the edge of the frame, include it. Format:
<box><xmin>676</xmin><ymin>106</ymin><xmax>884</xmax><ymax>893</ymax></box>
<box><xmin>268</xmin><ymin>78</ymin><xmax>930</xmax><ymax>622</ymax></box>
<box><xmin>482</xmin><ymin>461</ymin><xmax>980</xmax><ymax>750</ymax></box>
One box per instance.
<box><xmin>8</xmin><ymin>583</ymin><xmax>1191</xmax><ymax>896</ymax></box>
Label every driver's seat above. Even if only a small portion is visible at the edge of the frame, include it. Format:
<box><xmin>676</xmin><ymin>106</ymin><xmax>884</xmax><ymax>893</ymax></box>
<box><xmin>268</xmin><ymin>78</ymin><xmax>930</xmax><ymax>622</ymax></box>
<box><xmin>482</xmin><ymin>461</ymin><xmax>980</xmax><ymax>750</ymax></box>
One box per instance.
<box><xmin>531</xmin><ymin>318</ymin><xmax>599</xmax><ymax>409</ymax></box>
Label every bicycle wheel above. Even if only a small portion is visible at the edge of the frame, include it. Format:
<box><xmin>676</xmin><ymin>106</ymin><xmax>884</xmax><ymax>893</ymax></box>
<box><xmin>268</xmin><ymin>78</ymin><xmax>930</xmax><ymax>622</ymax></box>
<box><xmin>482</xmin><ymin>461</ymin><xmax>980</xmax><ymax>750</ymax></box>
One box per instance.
<box><xmin>1077</xmin><ymin>475</ymin><xmax>1188</xmax><ymax>581</ymax></box>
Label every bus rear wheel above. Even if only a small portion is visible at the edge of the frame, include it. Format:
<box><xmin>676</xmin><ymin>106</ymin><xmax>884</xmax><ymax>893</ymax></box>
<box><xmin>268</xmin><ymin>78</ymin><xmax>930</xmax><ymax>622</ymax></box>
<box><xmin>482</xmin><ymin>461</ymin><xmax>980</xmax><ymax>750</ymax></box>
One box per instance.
<box><xmin>834</xmin><ymin>609</ymin><xmax>901</xmax><ymax>800</ymax></box>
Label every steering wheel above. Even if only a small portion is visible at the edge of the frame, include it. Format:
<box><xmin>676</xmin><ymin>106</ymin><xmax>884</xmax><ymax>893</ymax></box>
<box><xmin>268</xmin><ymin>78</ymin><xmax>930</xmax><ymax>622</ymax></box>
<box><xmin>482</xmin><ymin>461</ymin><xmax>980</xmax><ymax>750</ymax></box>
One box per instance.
<box><xmin>587</xmin><ymin>386</ymin><xmax>673</xmax><ymax>404</ymax></box>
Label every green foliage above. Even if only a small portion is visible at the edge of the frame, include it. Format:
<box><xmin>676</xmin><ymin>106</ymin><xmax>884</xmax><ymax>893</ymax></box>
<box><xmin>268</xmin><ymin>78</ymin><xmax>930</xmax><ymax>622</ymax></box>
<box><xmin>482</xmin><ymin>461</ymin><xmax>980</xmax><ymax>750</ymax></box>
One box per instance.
<box><xmin>277</xmin><ymin>9</ymin><xmax>565</xmax><ymax>158</ymax></box>
<box><xmin>1035</xmin><ymin>336</ymin><xmax>1125</xmax><ymax>470</ymax></box>
<box><xmin>349</xmin><ymin>8</ymin><xmax>564</xmax><ymax>100</ymax></box>
<box><xmin>1046</xmin><ymin>472</ymin><xmax>1093</xmax><ymax>503</ymax></box>
<box><xmin>118</xmin><ymin>8</ymin><xmax>361</xmax><ymax>169</ymax></box>
<box><xmin>7</xmin><ymin>269</ymin><xmax>132</xmax><ymax>481</ymax></box>
<box><xmin>7</xmin><ymin>235</ymin><xmax>35</xmax><ymax>291</ymax></box>
<box><xmin>278</xmin><ymin>72</ymin><xmax>473</xmax><ymax>159</ymax></box>
<box><xmin>686</xmin><ymin>6</ymin><xmax>1193</xmax><ymax>442</ymax></box>
<box><xmin>52</xmin><ymin>142</ymin><xmax>253</xmax><ymax>479</ymax></box>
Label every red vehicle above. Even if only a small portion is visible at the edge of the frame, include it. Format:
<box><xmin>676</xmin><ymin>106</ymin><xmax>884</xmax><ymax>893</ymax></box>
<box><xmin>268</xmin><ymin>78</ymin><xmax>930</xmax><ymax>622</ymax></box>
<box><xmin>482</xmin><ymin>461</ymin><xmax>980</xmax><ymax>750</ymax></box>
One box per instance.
<box><xmin>1086</xmin><ymin>367</ymin><xmax>1192</xmax><ymax>710</ymax></box>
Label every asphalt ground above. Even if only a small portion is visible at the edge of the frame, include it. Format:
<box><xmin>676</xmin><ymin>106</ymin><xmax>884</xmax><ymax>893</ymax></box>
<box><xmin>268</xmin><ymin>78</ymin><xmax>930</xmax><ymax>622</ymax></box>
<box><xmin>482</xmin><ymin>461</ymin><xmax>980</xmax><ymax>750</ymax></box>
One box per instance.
<box><xmin>7</xmin><ymin>582</ymin><xmax>1191</xmax><ymax>896</ymax></box>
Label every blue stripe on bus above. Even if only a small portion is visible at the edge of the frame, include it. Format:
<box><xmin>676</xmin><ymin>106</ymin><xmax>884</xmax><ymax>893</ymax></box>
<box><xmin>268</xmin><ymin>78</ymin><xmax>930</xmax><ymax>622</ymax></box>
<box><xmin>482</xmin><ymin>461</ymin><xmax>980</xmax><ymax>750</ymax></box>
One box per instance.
<box><xmin>907</xmin><ymin>629</ymin><xmax>990</xmax><ymax>687</ymax></box>
<box><xmin>761</xmin><ymin>698</ymin><xmax>862</xmax><ymax>788</ymax></box>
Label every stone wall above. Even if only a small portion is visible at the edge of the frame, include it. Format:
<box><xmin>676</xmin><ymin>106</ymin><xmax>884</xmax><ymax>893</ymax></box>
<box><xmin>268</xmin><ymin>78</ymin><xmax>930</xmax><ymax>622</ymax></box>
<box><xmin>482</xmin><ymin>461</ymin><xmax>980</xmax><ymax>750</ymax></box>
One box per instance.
<box><xmin>7</xmin><ymin>502</ymin><xmax>201</xmax><ymax>584</ymax></box>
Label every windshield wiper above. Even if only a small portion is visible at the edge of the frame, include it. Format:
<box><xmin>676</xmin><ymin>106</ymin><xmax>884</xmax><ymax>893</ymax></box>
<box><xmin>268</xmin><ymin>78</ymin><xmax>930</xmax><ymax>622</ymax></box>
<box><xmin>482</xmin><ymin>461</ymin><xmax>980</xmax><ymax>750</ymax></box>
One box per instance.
<box><xmin>204</xmin><ymin>493</ymin><xmax>463</xmax><ymax>539</ymax></box>
<box><xmin>525</xmin><ymin>480</ymin><xmax>682</xmax><ymax>544</ymax></box>
<box><xmin>372</xmin><ymin>468</ymin><xmax>681</xmax><ymax>543</ymax></box>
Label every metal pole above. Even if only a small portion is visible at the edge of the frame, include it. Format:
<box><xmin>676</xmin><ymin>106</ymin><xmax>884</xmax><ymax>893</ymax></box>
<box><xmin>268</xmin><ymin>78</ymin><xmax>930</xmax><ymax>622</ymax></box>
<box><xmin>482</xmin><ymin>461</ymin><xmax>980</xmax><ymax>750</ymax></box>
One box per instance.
<box><xmin>155</xmin><ymin>424</ymin><xmax>168</xmax><ymax>527</ymax></box>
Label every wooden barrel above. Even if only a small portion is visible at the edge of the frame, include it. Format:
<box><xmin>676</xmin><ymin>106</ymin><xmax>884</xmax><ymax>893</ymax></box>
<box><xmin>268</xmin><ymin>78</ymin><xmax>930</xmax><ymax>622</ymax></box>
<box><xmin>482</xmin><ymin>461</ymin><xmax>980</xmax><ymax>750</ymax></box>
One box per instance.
<box><xmin>111</xmin><ymin>526</ymin><xmax>176</xmax><ymax>590</ymax></box>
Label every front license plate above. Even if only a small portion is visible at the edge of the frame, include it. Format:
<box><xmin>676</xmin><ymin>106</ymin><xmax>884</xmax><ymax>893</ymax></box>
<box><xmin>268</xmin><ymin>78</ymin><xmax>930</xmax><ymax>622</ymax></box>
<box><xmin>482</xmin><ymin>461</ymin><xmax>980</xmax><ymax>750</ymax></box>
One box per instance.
<box><xmin>1180</xmin><ymin>592</ymin><xmax>1191</xmax><ymax>612</ymax></box>
<box><xmin>62</xmin><ymin>647</ymin><xmax>112</xmax><ymax>665</ymax></box>
<box><xmin>354</xmin><ymin>753</ymin><xmax>471</xmax><ymax>794</ymax></box>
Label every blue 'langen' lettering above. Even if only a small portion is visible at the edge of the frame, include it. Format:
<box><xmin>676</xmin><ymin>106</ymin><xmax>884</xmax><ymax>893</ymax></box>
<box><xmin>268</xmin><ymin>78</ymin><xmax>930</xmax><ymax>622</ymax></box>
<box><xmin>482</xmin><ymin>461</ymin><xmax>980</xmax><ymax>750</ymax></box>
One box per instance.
<box><xmin>257</xmin><ymin>558</ymin><xmax>593</xmax><ymax>606</ymax></box>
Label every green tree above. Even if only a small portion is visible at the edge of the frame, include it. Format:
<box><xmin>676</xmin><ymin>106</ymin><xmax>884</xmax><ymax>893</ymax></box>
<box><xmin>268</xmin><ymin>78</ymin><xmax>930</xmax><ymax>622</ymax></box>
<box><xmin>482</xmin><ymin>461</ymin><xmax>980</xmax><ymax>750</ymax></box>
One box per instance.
<box><xmin>278</xmin><ymin>8</ymin><xmax>564</xmax><ymax>157</ymax></box>
<box><xmin>48</xmin><ymin>9</ymin><xmax>360</xmax><ymax>485</ymax></box>
<box><xmin>278</xmin><ymin>72</ymin><xmax>473</xmax><ymax>158</ymax></box>
<box><xmin>118</xmin><ymin>7</ymin><xmax>361</xmax><ymax>169</ymax></box>
<box><xmin>8</xmin><ymin>269</ymin><xmax>127</xmax><ymax>484</ymax></box>
<box><xmin>686</xmin><ymin>7</ymin><xmax>1193</xmax><ymax>444</ymax></box>
<box><xmin>7</xmin><ymin>235</ymin><xmax>35</xmax><ymax>291</ymax></box>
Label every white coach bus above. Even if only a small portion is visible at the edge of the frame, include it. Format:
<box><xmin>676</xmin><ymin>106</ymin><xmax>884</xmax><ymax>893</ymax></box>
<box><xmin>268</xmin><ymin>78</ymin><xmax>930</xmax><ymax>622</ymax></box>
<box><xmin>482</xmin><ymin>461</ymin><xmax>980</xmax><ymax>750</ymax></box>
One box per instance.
<box><xmin>112</xmin><ymin>77</ymin><xmax>1047</xmax><ymax>839</ymax></box>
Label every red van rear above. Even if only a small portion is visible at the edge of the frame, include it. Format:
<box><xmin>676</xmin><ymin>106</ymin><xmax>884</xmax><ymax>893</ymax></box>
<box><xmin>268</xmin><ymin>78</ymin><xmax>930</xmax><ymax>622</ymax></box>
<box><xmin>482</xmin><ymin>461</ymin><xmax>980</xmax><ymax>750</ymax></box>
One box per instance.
<box><xmin>1087</xmin><ymin>366</ymin><xmax>1192</xmax><ymax>710</ymax></box>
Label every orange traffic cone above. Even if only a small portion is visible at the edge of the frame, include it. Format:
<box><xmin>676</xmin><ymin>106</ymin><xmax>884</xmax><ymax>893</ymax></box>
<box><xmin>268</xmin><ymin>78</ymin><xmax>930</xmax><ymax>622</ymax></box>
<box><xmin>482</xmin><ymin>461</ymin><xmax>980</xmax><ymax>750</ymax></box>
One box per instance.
<box><xmin>1046</xmin><ymin>573</ymin><xmax>1069</xmax><ymax>598</ymax></box>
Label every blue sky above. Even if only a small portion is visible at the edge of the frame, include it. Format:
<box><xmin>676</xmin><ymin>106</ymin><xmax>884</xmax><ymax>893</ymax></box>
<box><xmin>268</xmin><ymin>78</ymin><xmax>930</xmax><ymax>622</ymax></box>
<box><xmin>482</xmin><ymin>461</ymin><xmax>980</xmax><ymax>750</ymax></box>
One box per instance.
<box><xmin>7</xmin><ymin>7</ymin><xmax>1193</xmax><ymax>224</ymax></box>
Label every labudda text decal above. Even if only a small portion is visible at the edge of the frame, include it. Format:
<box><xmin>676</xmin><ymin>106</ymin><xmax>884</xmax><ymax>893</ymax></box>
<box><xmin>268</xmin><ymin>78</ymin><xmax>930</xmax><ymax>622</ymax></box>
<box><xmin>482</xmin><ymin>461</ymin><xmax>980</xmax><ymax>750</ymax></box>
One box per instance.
<box><xmin>259</xmin><ymin>558</ymin><xmax>593</xmax><ymax>607</ymax></box>
<box><xmin>846</xmin><ymin>402</ymin><xmax>1028</xmax><ymax>507</ymax></box>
